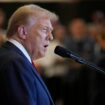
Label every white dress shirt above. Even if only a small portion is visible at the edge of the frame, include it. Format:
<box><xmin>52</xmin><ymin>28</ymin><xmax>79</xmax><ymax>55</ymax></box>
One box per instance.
<box><xmin>8</xmin><ymin>39</ymin><xmax>31</xmax><ymax>63</ymax></box>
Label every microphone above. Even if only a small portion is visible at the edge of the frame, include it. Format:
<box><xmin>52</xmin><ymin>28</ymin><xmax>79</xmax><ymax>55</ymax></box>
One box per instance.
<box><xmin>54</xmin><ymin>46</ymin><xmax>105</xmax><ymax>75</ymax></box>
<box><xmin>54</xmin><ymin>46</ymin><xmax>86</xmax><ymax>64</ymax></box>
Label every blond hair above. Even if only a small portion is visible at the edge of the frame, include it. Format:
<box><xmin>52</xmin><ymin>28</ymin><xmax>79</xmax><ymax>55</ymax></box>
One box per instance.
<box><xmin>7</xmin><ymin>4</ymin><xmax>58</xmax><ymax>37</ymax></box>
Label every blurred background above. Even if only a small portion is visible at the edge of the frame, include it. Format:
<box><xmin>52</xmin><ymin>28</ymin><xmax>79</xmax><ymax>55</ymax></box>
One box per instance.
<box><xmin>1</xmin><ymin>0</ymin><xmax>105</xmax><ymax>105</ymax></box>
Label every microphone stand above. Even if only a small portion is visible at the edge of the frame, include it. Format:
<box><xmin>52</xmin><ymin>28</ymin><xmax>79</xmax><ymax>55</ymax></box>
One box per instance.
<box><xmin>68</xmin><ymin>53</ymin><xmax>105</xmax><ymax>75</ymax></box>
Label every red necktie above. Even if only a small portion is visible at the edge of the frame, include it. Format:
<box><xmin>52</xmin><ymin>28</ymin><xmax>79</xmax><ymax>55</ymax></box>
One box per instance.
<box><xmin>32</xmin><ymin>61</ymin><xmax>42</xmax><ymax>74</ymax></box>
<box><xmin>32</xmin><ymin>61</ymin><xmax>37</xmax><ymax>70</ymax></box>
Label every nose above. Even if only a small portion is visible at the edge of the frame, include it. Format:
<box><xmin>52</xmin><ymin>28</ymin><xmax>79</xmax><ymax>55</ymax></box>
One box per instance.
<box><xmin>47</xmin><ymin>32</ymin><xmax>53</xmax><ymax>41</ymax></box>
<box><xmin>50</xmin><ymin>33</ymin><xmax>53</xmax><ymax>41</ymax></box>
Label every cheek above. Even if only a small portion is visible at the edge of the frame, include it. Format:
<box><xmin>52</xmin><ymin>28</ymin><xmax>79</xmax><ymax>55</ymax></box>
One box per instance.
<box><xmin>35</xmin><ymin>32</ymin><xmax>46</xmax><ymax>45</ymax></box>
<box><xmin>32</xmin><ymin>36</ymin><xmax>43</xmax><ymax>52</ymax></box>
<box><xmin>30</xmin><ymin>30</ymin><xmax>46</xmax><ymax>51</ymax></box>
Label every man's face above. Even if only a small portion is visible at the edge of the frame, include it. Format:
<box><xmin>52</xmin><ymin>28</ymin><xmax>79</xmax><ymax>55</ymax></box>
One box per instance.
<box><xmin>25</xmin><ymin>17</ymin><xmax>53</xmax><ymax>60</ymax></box>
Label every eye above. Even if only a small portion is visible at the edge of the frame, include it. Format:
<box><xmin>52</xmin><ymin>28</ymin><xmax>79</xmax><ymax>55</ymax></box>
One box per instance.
<box><xmin>41</xmin><ymin>26</ymin><xmax>53</xmax><ymax>34</ymax></box>
<box><xmin>42</xmin><ymin>27</ymin><xmax>48</xmax><ymax>33</ymax></box>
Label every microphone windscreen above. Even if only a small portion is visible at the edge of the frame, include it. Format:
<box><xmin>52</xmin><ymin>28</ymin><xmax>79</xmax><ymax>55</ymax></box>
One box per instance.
<box><xmin>54</xmin><ymin>46</ymin><xmax>70</xmax><ymax>58</ymax></box>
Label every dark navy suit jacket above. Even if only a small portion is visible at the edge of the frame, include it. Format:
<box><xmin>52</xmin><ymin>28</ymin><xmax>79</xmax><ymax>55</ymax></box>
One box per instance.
<box><xmin>0</xmin><ymin>41</ymin><xmax>54</xmax><ymax>105</ymax></box>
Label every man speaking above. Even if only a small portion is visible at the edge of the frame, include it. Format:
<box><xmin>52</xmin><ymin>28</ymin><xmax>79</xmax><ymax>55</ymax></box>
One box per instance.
<box><xmin>0</xmin><ymin>4</ymin><xmax>57</xmax><ymax>105</ymax></box>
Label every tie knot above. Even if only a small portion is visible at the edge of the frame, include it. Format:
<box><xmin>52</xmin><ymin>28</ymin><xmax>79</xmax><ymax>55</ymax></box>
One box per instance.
<box><xmin>32</xmin><ymin>61</ymin><xmax>42</xmax><ymax>74</ymax></box>
<box><xmin>32</xmin><ymin>61</ymin><xmax>36</xmax><ymax>68</ymax></box>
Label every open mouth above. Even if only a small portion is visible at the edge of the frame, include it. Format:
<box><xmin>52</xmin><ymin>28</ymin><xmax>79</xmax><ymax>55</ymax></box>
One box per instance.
<box><xmin>44</xmin><ymin>45</ymin><xmax>48</xmax><ymax>48</ymax></box>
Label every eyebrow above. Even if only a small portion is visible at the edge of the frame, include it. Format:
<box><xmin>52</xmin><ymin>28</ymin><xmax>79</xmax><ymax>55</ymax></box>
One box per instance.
<box><xmin>43</xmin><ymin>25</ymin><xmax>53</xmax><ymax>31</ymax></box>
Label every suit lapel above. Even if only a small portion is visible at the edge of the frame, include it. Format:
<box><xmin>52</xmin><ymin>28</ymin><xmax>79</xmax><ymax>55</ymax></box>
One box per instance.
<box><xmin>2</xmin><ymin>41</ymin><xmax>29</xmax><ymax>60</ymax></box>
<box><xmin>30</xmin><ymin>64</ymin><xmax>54</xmax><ymax>105</ymax></box>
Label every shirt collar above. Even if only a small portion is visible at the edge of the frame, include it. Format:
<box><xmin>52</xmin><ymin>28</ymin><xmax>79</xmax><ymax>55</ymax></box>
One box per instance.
<box><xmin>8</xmin><ymin>39</ymin><xmax>32</xmax><ymax>63</ymax></box>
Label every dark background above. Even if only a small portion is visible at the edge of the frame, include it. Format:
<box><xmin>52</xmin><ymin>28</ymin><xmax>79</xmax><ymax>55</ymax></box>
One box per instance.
<box><xmin>0</xmin><ymin>1</ymin><xmax>105</xmax><ymax>28</ymax></box>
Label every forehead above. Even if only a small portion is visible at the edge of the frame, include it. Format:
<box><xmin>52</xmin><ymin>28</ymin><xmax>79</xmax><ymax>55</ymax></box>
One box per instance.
<box><xmin>29</xmin><ymin>16</ymin><xmax>53</xmax><ymax>30</ymax></box>
<box><xmin>38</xmin><ymin>18</ymin><xmax>53</xmax><ymax>29</ymax></box>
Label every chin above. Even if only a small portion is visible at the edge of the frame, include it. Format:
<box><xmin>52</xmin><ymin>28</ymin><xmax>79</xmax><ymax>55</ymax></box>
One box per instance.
<box><xmin>41</xmin><ymin>54</ymin><xmax>46</xmax><ymax>58</ymax></box>
<box><xmin>37</xmin><ymin>53</ymin><xmax>45</xmax><ymax>60</ymax></box>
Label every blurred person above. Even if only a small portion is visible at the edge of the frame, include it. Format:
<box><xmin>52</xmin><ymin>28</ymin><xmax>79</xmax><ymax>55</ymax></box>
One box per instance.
<box><xmin>87</xmin><ymin>33</ymin><xmax>105</xmax><ymax>105</ymax></box>
<box><xmin>63</xmin><ymin>18</ymin><xmax>95</xmax><ymax>105</ymax></box>
<box><xmin>88</xmin><ymin>25</ymin><xmax>98</xmax><ymax>41</ymax></box>
<box><xmin>88</xmin><ymin>10</ymin><xmax>105</xmax><ymax>63</ymax></box>
<box><xmin>83</xmin><ymin>14</ymin><xmax>105</xmax><ymax>105</ymax></box>
<box><xmin>0</xmin><ymin>8</ymin><xmax>6</xmax><ymax>46</ymax></box>
<box><xmin>89</xmin><ymin>21</ymin><xmax>105</xmax><ymax>63</ymax></box>
<box><xmin>0</xmin><ymin>34</ymin><xmax>6</xmax><ymax>47</ymax></box>
<box><xmin>90</xmin><ymin>10</ymin><xmax>105</xmax><ymax>38</ymax></box>
<box><xmin>87</xmin><ymin>25</ymin><xmax>101</xmax><ymax>63</ymax></box>
<box><xmin>91</xmin><ymin>10</ymin><xmax>105</xmax><ymax>25</ymax></box>
<box><xmin>0</xmin><ymin>8</ymin><xmax>6</xmax><ymax>32</ymax></box>
<box><xmin>67</xmin><ymin>18</ymin><xmax>95</xmax><ymax>60</ymax></box>
<box><xmin>94</xmin><ymin>30</ymin><xmax>105</xmax><ymax>61</ymax></box>
<box><xmin>90</xmin><ymin>10</ymin><xmax>105</xmax><ymax>40</ymax></box>
<box><xmin>0</xmin><ymin>4</ymin><xmax>57</xmax><ymax>105</ymax></box>
<box><xmin>65</xmin><ymin>18</ymin><xmax>95</xmax><ymax>62</ymax></box>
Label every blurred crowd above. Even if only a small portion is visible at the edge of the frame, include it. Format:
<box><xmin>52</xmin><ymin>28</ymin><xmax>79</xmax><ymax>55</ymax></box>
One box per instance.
<box><xmin>1</xmin><ymin>7</ymin><xmax>105</xmax><ymax>105</ymax></box>
<box><xmin>0</xmin><ymin>8</ymin><xmax>6</xmax><ymax>47</ymax></box>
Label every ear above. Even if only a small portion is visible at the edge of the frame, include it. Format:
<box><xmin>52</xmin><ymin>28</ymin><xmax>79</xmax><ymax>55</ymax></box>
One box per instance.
<box><xmin>17</xmin><ymin>25</ymin><xmax>28</xmax><ymax>39</ymax></box>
